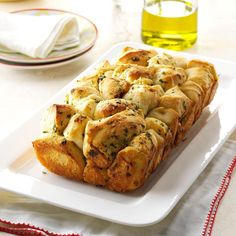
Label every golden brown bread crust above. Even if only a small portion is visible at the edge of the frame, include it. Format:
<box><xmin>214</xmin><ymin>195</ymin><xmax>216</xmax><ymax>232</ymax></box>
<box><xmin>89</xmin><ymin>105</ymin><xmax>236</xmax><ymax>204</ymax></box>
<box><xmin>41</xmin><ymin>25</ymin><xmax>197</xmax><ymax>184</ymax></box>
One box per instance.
<box><xmin>148</xmin><ymin>51</ymin><xmax>188</xmax><ymax>68</ymax></box>
<box><xmin>147</xmin><ymin>107</ymin><xmax>179</xmax><ymax>159</ymax></box>
<box><xmin>180</xmin><ymin>80</ymin><xmax>204</xmax><ymax>121</ymax></box>
<box><xmin>94</xmin><ymin>98</ymin><xmax>138</xmax><ymax>119</ymax></box>
<box><xmin>99</xmin><ymin>76</ymin><xmax>130</xmax><ymax>99</ymax></box>
<box><xmin>187</xmin><ymin>59</ymin><xmax>219</xmax><ymax>105</ymax></box>
<box><xmin>107</xmin><ymin>130</ymin><xmax>164</xmax><ymax>192</ymax></box>
<box><xmin>123</xmin><ymin>84</ymin><xmax>164</xmax><ymax>115</ymax></box>
<box><xmin>83</xmin><ymin>160</ymin><xmax>108</xmax><ymax>187</ymax></box>
<box><xmin>32</xmin><ymin>135</ymin><xmax>85</xmax><ymax>180</ymax></box>
<box><xmin>145</xmin><ymin>117</ymin><xmax>173</xmax><ymax>160</ymax></box>
<box><xmin>83</xmin><ymin>109</ymin><xmax>146</xmax><ymax>169</ymax></box>
<box><xmin>152</xmin><ymin>66</ymin><xmax>187</xmax><ymax>91</ymax></box>
<box><xmin>117</xmin><ymin>48</ymin><xmax>157</xmax><ymax>66</ymax></box>
<box><xmin>33</xmin><ymin>47</ymin><xmax>219</xmax><ymax>192</ymax></box>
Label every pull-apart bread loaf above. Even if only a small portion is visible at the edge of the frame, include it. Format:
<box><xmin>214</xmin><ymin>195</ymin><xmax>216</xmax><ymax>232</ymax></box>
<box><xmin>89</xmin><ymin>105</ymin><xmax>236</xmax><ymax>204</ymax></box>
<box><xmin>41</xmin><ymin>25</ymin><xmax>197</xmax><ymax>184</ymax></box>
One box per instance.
<box><xmin>33</xmin><ymin>47</ymin><xmax>218</xmax><ymax>192</ymax></box>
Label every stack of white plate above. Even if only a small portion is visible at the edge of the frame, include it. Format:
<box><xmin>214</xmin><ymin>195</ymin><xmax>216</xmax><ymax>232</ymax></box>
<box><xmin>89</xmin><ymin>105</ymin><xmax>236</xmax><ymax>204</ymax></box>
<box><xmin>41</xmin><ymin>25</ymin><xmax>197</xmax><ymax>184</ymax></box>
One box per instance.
<box><xmin>0</xmin><ymin>9</ymin><xmax>98</xmax><ymax>69</ymax></box>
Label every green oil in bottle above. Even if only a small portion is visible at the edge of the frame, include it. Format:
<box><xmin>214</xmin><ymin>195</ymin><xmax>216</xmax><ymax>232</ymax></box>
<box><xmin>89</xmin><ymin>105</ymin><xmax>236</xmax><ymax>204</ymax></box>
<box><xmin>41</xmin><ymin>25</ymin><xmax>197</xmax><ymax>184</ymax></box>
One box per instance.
<box><xmin>141</xmin><ymin>0</ymin><xmax>197</xmax><ymax>50</ymax></box>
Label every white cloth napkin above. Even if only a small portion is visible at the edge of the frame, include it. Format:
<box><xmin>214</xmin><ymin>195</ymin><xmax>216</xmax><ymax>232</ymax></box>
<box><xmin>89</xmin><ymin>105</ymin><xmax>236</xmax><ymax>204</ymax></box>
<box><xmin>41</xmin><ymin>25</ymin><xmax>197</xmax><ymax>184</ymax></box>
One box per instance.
<box><xmin>211</xmin><ymin>160</ymin><xmax>236</xmax><ymax>236</ymax></box>
<box><xmin>0</xmin><ymin>11</ymin><xmax>80</xmax><ymax>58</ymax></box>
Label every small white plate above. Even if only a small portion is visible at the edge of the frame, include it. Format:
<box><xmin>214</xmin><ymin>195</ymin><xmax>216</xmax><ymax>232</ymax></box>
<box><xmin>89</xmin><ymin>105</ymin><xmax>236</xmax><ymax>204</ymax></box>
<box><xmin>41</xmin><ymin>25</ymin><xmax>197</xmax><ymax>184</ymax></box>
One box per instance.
<box><xmin>0</xmin><ymin>50</ymin><xmax>85</xmax><ymax>69</ymax></box>
<box><xmin>0</xmin><ymin>42</ymin><xmax>236</xmax><ymax>226</ymax></box>
<box><xmin>0</xmin><ymin>8</ymin><xmax>97</xmax><ymax>64</ymax></box>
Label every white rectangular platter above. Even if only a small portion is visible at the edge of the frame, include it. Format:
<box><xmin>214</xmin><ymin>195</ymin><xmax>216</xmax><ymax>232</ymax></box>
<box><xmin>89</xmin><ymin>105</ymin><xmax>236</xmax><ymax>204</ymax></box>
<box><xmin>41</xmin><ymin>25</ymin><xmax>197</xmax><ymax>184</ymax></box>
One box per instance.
<box><xmin>1</xmin><ymin>42</ymin><xmax>236</xmax><ymax>227</ymax></box>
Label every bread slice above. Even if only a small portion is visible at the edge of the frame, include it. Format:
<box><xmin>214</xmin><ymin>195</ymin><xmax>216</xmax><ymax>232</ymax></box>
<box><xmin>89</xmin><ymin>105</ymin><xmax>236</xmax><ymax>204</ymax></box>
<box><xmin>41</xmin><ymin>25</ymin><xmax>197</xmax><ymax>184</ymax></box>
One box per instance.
<box><xmin>33</xmin><ymin>135</ymin><xmax>85</xmax><ymax>181</ymax></box>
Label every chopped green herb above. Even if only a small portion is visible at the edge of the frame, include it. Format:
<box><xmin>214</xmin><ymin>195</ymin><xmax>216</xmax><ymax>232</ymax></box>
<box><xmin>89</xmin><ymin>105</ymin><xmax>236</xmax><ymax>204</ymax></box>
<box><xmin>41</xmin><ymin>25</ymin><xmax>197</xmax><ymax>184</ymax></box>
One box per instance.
<box><xmin>53</xmin><ymin>124</ymin><xmax>57</xmax><ymax>132</ymax></box>
<box><xmin>126</xmin><ymin>172</ymin><xmax>132</xmax><ymax>177</ymax></box>
<box><xmin>61</xmin><ymin>139</ymin><xmax>67</xmax><ymax>145</ymax></box>
<box><xmin>65</xmin><ymin>95</ymin><xmax>69</xmax><ymax>104</ymax></box>
<box><xmin>111</xmin><ymin>152</ymin><xmax>116</xmax><ymax>158</ymax></box>
<box><xmin>98</xmin><ymin>75</ymin><xmax>106</xmax><ymax>82</ymax></box>
<box><xmin>88</xmin><ymin>149</ymin><xmax>98</xmax><ymax>157</ymax></box>
<box><xmin>160</xmin><ymin>78</ymin><xmax>169</xmax><ymax>84</ymax></box>
<box><xmin>124</xmin><ymin>127</ymin><xmax>128</xmax><ymax>135</ymax></box>
<box><xmin>110</xmin><ymin>143</ymin><xmax>116</xmax><ymax>148</ymax></box>
<box><xmin>131</xmin><ymin>56</ymin><xmax>140</xmax><ymax>62</ymax></box>
<box><xmin>145</xmin><ymin>132</ymin><xmax>151</xmax><ymax>138</ymax></box>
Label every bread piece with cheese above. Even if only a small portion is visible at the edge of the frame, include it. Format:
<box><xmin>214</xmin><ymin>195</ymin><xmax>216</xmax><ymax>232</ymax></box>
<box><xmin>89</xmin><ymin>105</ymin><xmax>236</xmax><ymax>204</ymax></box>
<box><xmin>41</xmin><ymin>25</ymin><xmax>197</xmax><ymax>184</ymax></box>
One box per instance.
<box><xmin>99</xmin><ymin>76</ymin><xmax>130</xmax><ymax>99</ymax></box>
<box><xmin>40</xmin><ymin>104</ymin><xmax>76</xmax><ymax>135</ymax></box>
<box><xmin>33</xmin><ymin>135</ymin><xmax>85</xmax><ymax>181</ymax></box>
<box><xmin>123</xmin><ymin>84</ymin><xmax>164</xmax><ymax>115</ymax></box>
<box><xmin>180</xmin><ymin>80</ymin><xmax>205</xmax><ymax>122</ymax></box>
<box><xmin>153</xmin><ymin>66</ymin><xmax>187</xmax><ymax>91</ymax></box>
<box><xmin>94</xmin><ymin>98</ymin><xmax>138</xmax><ymax>119</ymax></box>
<box><xmin>116</xmin><ymin>47</ymin><xmax>157</xmax><ymax>66</ymax></box>
<box><xmin>83</xmin><ymin>109</ymin><xmax>146</xmax><ymax>169</ymax></box>
<box><xmin>107</xmin><ymin>130</ymin><xmax>164</xmax><ymax>192</ymax></box>
<box><xmin>187</xmin><ymin>59</ymin><xmax>218</xmax><ymax>105</ymax></box>
<box><xmin>147</xmin><ymin>107</ymin><xmax>179</xmax><ymax>159</ymax></box>
<box><xmin>148</xmin><ymin>52</ymin><xmax>188</xmax><ymax>69</ymax></box>
<box><xmin>83</xmin><ymin>160</ymin><xmax>108</xmax><ymax>187</ymax></box>
<box><xmin>63</xmin><ymin>113</ymin><xmax>90</xmax><ymax>150</ymax></box>
<box><xmin>159</xmin><ymin>86</ymin><xmax>194</xmax><ymax>144</ymax></box>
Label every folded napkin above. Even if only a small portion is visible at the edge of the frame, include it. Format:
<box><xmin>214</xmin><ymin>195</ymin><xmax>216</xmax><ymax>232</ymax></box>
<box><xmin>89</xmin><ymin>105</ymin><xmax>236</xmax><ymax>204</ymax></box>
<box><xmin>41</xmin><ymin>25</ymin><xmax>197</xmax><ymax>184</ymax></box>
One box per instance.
<box><xmin>0</xmin><ymin>11</ymin><xmax>80</xmax><ymax>58</ymax></box>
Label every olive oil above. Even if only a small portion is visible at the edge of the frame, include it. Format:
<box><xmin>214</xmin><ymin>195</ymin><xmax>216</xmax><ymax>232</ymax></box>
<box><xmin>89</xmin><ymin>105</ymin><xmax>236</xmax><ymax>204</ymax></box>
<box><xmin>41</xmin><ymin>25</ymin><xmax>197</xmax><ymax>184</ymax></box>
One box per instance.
<box><xmin>142</xmin><ymin>0</ymin><xmax>197</xmax><ymax>50</ymax></box>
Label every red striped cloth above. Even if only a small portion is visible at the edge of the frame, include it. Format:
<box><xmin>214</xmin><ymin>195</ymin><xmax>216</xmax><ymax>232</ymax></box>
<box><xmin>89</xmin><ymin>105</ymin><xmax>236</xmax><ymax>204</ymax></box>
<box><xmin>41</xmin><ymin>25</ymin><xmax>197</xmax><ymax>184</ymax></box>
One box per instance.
<box><xmin>202</xmin><ymin>157</ymin><xmax>236</xmax><ymax>236</ymax></box>
<box><xmin>0</xmin><ymin>219</ymin><xmax>81</xmax><ymax>236</ymax></box>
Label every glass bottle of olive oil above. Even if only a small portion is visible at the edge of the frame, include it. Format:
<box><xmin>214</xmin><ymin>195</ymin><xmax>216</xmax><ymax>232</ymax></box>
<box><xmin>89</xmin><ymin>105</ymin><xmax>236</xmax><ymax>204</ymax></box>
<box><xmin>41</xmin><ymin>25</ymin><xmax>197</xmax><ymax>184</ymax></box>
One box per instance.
<box><xmin>141</xmin><ymin>0</ymin><xmax>197</xmax><ymax>50</ymax></box>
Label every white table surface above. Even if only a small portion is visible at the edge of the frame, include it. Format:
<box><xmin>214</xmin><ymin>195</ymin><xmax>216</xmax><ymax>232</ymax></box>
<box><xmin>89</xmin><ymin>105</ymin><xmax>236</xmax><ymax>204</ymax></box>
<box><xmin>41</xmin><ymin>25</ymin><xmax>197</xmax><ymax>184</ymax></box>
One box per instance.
<box><xmin>0</xmin><ymin>0</ymin><xmax>236</xmax><ymax>235</ymax></box>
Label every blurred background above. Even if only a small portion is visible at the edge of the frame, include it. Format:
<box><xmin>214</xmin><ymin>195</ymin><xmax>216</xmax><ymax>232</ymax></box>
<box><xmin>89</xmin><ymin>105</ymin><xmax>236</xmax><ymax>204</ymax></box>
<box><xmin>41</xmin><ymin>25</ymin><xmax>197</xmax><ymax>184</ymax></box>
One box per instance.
<box><xmin>0</xmin><ymin>0</ymin><xmax>235</xmax><ymax>140</ymax></box>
